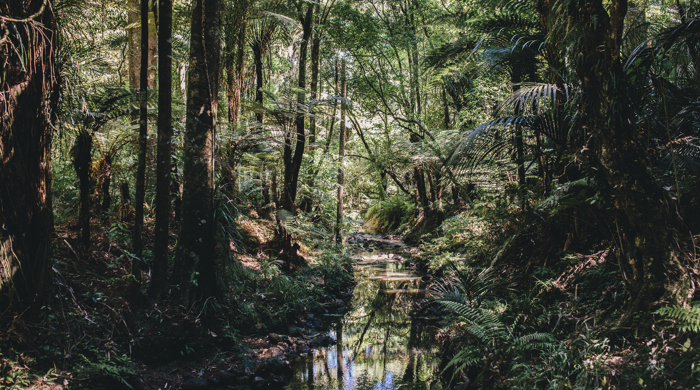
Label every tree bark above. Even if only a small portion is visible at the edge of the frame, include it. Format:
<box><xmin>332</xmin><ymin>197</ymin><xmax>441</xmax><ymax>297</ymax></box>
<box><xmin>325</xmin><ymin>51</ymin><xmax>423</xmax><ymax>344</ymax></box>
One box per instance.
<box><xmin>0</xmin><ymin>0</ymin><xmax>58</xmax><ymax>315</ymax></box>
<box><xmin>225</xmin><ymin>0</ymin><xmax>249</xmax><ymax>124</ymax></box>
<box><xmin>127</xmin><ymin>0</ymin><xmax>140</xmax><ymax>90</ymax></box>
<box><xmin>281</xmin><ymin>4</ymin><xmax>314</xmax><ymax>212</ymax></box>
<box><xmin>100</xmin><ymin>155</ymin><xmax>113</xmax><ymax>216</ymax></box>
<box><xmin>152</xmin><ymin>0</ymin><xmax>173</xmax><ymax>299</ymax></box>
<box><xmin>573</xmin><ymin>0</ymin><xmax>684</xmax><ymax>308</ymax></box>
<box><xmin>335</xmin><ymin>59</ymin><xmax>346</xmax><ymax>244</ymax></box>
<box><xmin>132</xmin><ymin>0</ymin><xmax>149</xmax><ymax>274</ymax></box>
<box><xmin>309</xmin><ymin>14</ymin><xmax>320</xmax><ymax>145</ymax></box>
<box><xmin>173</xmin><ymin>0</ymin><xmax>222</xmax><ymax>304</ymax></box>
<box><xmin>253</xmin><ymin>42</ymin><xmax>264</xmax><ymax>124</ymax></box>
<box><xmin>72</xmin><ymin>130</ymin><xmax>92</xmax><ymax>247</ymax></box>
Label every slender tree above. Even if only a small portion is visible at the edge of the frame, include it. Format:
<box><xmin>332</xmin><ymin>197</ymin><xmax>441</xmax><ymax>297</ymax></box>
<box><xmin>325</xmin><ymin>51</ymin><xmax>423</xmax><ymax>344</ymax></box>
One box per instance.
<box><xmin>132</xmin><ymin>0</ymin><xmax>149</xmax><ymax>278</ymax></box>
<box><xmin>224</xmin><ymin>0</ymin><xmax>249</xmax><ymax>124</ymax></box>
<box><xmin>250</xmin><ymin>18</ymin><xmax>277</xmax><ymax>125</ymax></box>
<box><xmin>172</xmin><ymin>0</ymin><xmax>222</xmax><ymax>304</ymax></box>
<box><xmin>335</xmin><ymin>58</ymin><xmax>347</xmax><ymax>244</ymax></box>
<box><xmin>281</xmin><ymin>2</ymin><xmax>314</xmax><ymax>212</ymax></box>
<box><xmin>151</xmin><ymin>0</ymin><xmax>173</xmax><ymax>299</ymax></box>
<box><xmin>72</xmin><ymin>130</ymin><xmax>92</xmax><ymax>247</ymax></box>
<box><xmin>0</xmin><ymin>0</ymin><xmax>58</xmax><ymax>314</ymax></box>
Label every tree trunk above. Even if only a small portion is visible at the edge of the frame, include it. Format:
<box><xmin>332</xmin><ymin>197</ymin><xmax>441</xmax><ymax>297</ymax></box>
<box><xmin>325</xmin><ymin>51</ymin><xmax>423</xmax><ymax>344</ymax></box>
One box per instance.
<box><xmin>152</xmin><ymin>0</ymin><xmax>173</xmax><ymax>300</ymax></box>
<box><xmin>253</xmin><ymin>43</ymin><xmax>264</xmax><ymax>124</ymax></box>
<box><xmin>0</xmin><ymin>0</ymin><xmax>58</xmax><ymax>315</ymax></box>
<box><xmin>132</xmin><ymin>0</ymin><xmax>149</xmax><ymax>275</ymax></box>
<box><xmin>335</xmin><ymin>59</ymin><xmax>347</xmax><ymax>244</ymax></box>
<box><xmin>442</xmin><ymin>83</ymin><xmax>450</xmax><ymax>130</ymax></box>
<box><xmin>225</xmin><ymin>0</ymin><xmax>249</xmax><ymax>124</ymax></box>
<box><xmin>127</xmin><ymin>0</ymin><xmax>140</xmax><ymax>90</ymax></box>
<box><xmin>573</xmin><ymin>0</ymin><xmax>684</xmax><ymax>309</ymax></box>
<box><xmin>325</xmin><ymin>59</ymin><xmax>339</xmax><ymax>153</ymax></box>
<box><xmin>281</xmin><ymin>5</ymin><xmax>314</xmax><ymax>212</ymax></box>
<box><xmin>100</xmin><ymin>155</ymin><xmax>113</xmax><ymax>216</ymax></box>
<box><xmin>300</xmin><ymin>20</ymin><xmax>322</xmax><ymax>213</ymax></box>
<box><xmin>72</xmin><ymin>130</ymin><xmax>92</xmax><ymax>247</ymax></box>
<box><xmin>309</xmin><ymin>19</ymin><xmax>320</xmax><ymax>145</ymax></box>
<box><xmin>173</xmin><ymin>0</ymin><xmax>222</xmax><ymax>304</ymax></box>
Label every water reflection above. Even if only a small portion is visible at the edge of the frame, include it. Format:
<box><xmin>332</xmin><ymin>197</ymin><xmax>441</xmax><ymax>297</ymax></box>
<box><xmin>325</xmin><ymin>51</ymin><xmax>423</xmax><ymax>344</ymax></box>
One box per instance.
<box><xmin>288</xmin><ymin>246</ymin><xmax>443</xmax><ymax>390</ymax></box>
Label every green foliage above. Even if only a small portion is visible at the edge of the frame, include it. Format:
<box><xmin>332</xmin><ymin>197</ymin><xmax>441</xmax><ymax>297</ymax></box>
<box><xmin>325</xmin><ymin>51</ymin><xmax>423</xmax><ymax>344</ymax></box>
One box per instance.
<box><xmin>74</xmin><ymin>354</ymin><xmax>138</xmax><ymax>389</ymax></box>
<box><xmin>434</xmin><ymin>265</ymin><xmax>555</xmax><ymax>382</ymax></box>
<box><xmin>655</xmin><ymin>305</ymin><xmax>700</xmax><ymax>333</ymax></box>
<box><xmin>0</xmin><ymin>354</ymin><xmax>32</xmax><ymax>390</ymax></box>
<box><xmin>364</xmin><ymin>195</ymin><xmax>416</xmax><ymax>233</ymax></box>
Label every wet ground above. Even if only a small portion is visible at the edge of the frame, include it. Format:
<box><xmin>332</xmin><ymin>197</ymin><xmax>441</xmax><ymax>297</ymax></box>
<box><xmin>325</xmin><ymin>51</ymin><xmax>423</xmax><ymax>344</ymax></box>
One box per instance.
<box><xmin>287</xmin><ymin>233</ymin><xmax>444</xmax><ymax>390</ymax></box>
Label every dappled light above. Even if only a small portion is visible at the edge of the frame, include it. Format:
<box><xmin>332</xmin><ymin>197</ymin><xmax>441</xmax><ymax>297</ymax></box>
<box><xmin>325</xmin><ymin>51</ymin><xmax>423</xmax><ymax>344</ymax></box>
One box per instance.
<box><xmin>1</xmin><ymin>0</ymin><xmax>700</xmax><ymax>389</ymax></box>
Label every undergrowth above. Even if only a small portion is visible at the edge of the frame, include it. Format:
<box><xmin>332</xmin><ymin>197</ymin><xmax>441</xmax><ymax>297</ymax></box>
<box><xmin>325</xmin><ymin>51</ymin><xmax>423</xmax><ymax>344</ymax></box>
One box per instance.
<box><xmin>416</xmin><ymin>184</ymin><xmax>700</xmax><ymax>389</ymax></box>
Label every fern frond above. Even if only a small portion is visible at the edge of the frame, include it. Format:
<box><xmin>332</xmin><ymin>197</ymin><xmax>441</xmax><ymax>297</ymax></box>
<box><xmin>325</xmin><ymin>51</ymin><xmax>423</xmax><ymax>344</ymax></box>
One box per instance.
<box><xmin>655</xmin><ymin>305</ymin><xmax>700</xmax><ymax>333</ymax></box>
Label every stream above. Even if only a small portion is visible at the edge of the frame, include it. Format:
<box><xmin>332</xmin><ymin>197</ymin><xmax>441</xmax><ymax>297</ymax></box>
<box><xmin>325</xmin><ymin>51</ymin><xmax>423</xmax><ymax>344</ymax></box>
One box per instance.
<box><xmin>287</xmin><ymin>234</ymin><xmax>445</xmax><ymax>390</ymax></box>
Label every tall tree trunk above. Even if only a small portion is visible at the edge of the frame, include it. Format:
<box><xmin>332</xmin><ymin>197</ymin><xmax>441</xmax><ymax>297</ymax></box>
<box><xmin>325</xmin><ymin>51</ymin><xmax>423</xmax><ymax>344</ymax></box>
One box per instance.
<box><xmin>325</xmin><ymin>59</ymin><xmax>339</xmax><ymax>153</ymax></box>
<box><xmin>573</xmin><ymin>0</ymin><xmax>684</xmax><ymax>309</ymax></box>
<box><xmin>335</xmin><ymin>59</ymin><xmax>347</xmax><ymax>244</ymax></box>
<box><xmin>127</xmin><ymin>0</ymin><xmax>140</xmax><ymax>90</ymax></box>
<box><xmin>281</xmin><ymin>5</ymin><xmax>314</xmax><ymax>212</ymax></box>
<box><xmin>0</xmin><ymin>0</ymin><xmax>57</xmax><ymax>315</ymax></box>
<box><xmin>173</xmin><ymin>0</ymin><xmax>222</xmax><ymax>304</ymax></box>
<box><xmin>442</xmin><ymin>83</ymin><xmax>450</xmax><ymax>130</ymax></box>
<box><xmin>253</xmin><ymin>43</ymin><xmax>264</xmax><ymax>124</ymax></box>
<box><xmin>151</xmin><ymin>0</ymin><xmax>173</xmax><ymax>299</ymax></box>
<box><xmin>132</xmin><ymin>0</ymin><xmax>149</xmax><ymax>276</ymax></box>
<box><xmin>309</xmin><ymin>18</ymin><xmax>320</xmax><ymax>145</ymax></box>
<box><xmin>225</xmin><ymin>0</ymin><xmax>249</xmax><ymax>124</ymax></box>
<box><xmin>100</xmin><ymin>155</ymin><xmax>113</xmax><ymax>216</ymax></box>
<box><xmin>72</xmin><ymin>130</ymin><xmax>92</xmax><ymax>247</ymax></box>
<box><xmin>148</xmin><ymin>5</ymin><xmax>157</xmax><ymax>87</ymax></box>
<box><xmin>300</xmin><ymin>20</ymin><xmax>322</xmax><ymax>213</ymax></box>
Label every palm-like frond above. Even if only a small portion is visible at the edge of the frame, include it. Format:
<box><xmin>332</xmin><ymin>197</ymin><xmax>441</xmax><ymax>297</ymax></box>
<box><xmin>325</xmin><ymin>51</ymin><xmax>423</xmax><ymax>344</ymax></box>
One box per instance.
<box><xmin>443</xmin><ymin>82</ymin><xmax>573</xmax><ymax>178</ymax></box>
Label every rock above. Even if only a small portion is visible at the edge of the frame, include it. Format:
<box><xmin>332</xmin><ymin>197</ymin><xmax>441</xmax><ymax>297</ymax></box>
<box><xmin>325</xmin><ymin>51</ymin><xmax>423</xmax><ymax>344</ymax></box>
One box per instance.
<box><xmin>218</xmin><ymin>371</ymin><xmax>236</xmax><ymax>385</ymax></box>
<box><xmin>262</xmin><ymin>346</ymin><xmax>283</xmax><ymax>359</ymax></box>
<box><xmin>309</xmin><ymin>335</ymin><xmax>335</xmax><ymax>348</ymax></box>
<box><xmin>252</xmin><ymin>376</ymin><xmax>266</xmax><ymax>388</ymax></box>
<box><xmin>236</xmin><ymin>376</ymin><xmax>250</xmax><ymax>385</ymax></box>
<box><xmin>255</xmin><ymin>359</ymin><xmax>293</xmax><ymax>377</ymax></box>
<box><xmin>182</xmin><ymin>377</ymin><xmax>209</xmax><ymax>390</ymax></box>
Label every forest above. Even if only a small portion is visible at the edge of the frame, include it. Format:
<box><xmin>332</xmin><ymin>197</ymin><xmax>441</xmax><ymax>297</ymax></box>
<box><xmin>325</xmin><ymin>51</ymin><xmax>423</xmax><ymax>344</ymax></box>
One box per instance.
<box><xmin>1</xmin><ymin>0</ymin><xmax>700</xmax><ymax>389</ymax></box>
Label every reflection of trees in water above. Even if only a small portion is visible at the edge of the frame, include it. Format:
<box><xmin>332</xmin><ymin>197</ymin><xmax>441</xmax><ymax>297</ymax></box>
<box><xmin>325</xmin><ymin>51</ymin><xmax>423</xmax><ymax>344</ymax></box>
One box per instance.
<box><xmin>289</xmin><ymin>259</ymin><xmax>443</xmax><ymax>390</ymax></box>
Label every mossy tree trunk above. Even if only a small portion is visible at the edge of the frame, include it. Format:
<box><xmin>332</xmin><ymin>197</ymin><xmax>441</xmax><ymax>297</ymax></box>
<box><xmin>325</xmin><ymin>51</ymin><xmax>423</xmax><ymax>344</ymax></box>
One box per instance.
<box><xmin>0</xmin><ymin>0</ymin><xmax>58</xmax><ymax>315</ymax></box>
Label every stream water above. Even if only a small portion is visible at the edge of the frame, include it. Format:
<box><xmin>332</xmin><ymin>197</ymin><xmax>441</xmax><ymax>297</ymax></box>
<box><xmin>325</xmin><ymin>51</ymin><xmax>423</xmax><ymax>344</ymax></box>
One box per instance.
<box><xmin>287</xmin><ymin>235</ymin><xmax>445</xmax><ymax>390</ymax></box>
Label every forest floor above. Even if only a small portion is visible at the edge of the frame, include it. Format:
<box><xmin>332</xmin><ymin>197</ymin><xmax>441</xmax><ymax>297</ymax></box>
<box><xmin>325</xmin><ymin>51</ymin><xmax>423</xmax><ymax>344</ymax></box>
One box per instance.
<box><xmin>1</xmin><ymin>215</ymin><xmax>355</xmax><ymax>390</ymax></box>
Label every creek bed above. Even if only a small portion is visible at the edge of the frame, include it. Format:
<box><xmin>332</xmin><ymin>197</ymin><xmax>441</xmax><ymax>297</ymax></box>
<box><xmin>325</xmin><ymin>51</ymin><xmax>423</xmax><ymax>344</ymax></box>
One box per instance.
<box><xmin>287</xmin><ymin>235</ymin><xmax>445</xmax><ymax>390</ymax></box>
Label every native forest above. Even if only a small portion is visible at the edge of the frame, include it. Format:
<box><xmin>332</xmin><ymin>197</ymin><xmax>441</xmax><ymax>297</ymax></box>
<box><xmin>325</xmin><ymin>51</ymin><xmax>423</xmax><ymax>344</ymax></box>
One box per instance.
<box><xmin>1</xmin><ymin>0</ymin><xmax>700</xmax><ymax>389</ymax></box>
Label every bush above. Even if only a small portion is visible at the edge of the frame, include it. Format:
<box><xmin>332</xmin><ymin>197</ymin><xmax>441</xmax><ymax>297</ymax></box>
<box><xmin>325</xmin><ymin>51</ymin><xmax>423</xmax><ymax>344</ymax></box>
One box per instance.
<box><xmin>364</xmin><ymin>195</ymin><xmax>416</xmax><ymax>233</ymax></box>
